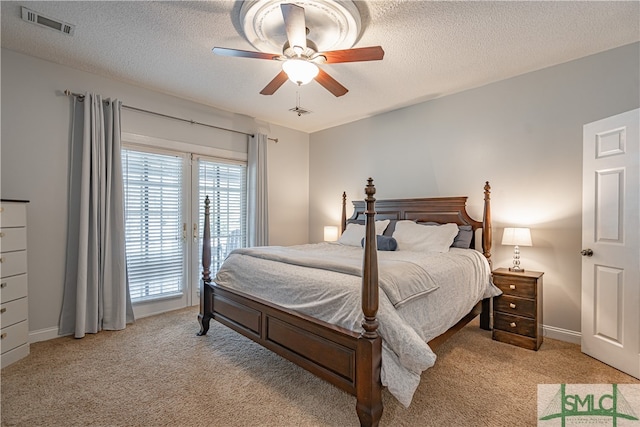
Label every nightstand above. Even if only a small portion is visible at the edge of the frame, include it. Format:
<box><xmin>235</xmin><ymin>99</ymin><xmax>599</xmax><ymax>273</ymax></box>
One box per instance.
<box><xmin>492</xmin><ymin>268</ymin><xmax>544</xmax><ymax>350</ymax></box>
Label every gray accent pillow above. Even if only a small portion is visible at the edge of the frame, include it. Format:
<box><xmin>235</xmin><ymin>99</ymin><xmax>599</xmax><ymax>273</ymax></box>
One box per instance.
<box><xmin>361</xmin><ymin>235</ymin><xmax>398</xmax><ymax>251</ymax></box>
<box><xmin>452</xmin><ymin>225</ymin><xmax>473</xmax><ymax>249</ymax></box>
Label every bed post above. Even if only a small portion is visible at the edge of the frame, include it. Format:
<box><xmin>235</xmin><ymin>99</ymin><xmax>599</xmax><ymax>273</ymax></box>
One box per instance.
<box><xmin>356</xmin><ymin>178</ymin><xmax>383</xmax><ymax>427</ymax></box>
<box><xmin>482</xmin><ymin>181</ymin><xmax>492</xmax><ymax>268</ymax></box>
<box><xmin>341</xmin><ymin>191</ymin><xmax>347</xmax><ymax>234</ymax></box>
<box><xmin>198</xmin><ymin>196</ymin><xmax>212</xmax><ymax>336</ymax></box>
<box><xmin>480</xmin><ymin>182</ymin><xmax>492</xmax><ymax>331</ymax></box>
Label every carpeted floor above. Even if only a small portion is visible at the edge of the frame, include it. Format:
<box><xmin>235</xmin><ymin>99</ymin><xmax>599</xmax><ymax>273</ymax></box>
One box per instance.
<box><xmin>1</xmin><ymin>307</ymin><xmax>637</xmax><ymax>426</ymax></box>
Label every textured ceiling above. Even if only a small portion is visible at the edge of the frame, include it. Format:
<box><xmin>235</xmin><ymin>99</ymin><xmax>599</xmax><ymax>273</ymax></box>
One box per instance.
<box><xmin>1</xmin><ymin>1</ymin><xmax>638</xmax><ymax>133</ymax></box>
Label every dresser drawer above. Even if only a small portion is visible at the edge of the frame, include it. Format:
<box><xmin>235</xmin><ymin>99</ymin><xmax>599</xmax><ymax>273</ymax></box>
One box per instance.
<box><xmin>1</xmin><ymin>297</ymin><xmax>28</xmax><ymax>328</ymax></box>
<box><xmin>493</xmin><ymin>312</ymin><xmax>536</xmax><ymax>337</ymax></box>
<box><xmin>1</xmin><ymin>319</ymin><xmax>28</xmax><ymax>354</ymax></box>
<box><xmin>0</xmin><ymin>251</ymin><xmax>27</xmax><ymax>278</ymax></box>
<box><xmin>494</xmin><ymin>294</ymin><xmax>536</xmax><ymax>318</ymax></box>
<box><xmin>0</xmin><ymin>227</ymin><xmax>27</xmax><ymax>252</ymax></box>
<box><xmin>0</xmin><ymin>273</ymin><xmax>28</xmax><ymax>303</ymax></box>
<box><xmin>0</xmin><ymin>203</ymin><xmax>27</xmax><ymax>228</ymax></box>
<box><xmin>493</xmin><ymin>275</ymin><xmax>536</xmax><ymax>298</ymax></box>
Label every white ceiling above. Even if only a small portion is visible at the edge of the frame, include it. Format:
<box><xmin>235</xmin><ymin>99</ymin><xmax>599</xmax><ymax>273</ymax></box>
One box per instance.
<box><xmin>1</xmin><ymin>1</ymin><xmax>638</xmax><ymax>133</ymax></box>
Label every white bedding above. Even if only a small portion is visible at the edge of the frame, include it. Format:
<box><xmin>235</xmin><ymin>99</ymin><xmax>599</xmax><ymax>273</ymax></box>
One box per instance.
<box><xmin>213</xmin><ymin>242</ymin><xmax>501</xmax><ymax>407</ymax></box>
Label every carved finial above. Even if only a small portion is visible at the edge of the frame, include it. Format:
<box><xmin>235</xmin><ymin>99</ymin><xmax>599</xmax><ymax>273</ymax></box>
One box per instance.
<box><xmin>365</xmin><ymin>177</ymin><xmax>376</xmax><ymax>199</ymax></box>
<box><xmin>484</xmin><ymin>181</ymin><xmax>491</xmax><ymax>198</ymax></box>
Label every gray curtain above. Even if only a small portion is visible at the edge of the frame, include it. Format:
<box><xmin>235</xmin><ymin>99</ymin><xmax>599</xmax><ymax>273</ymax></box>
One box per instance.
<box><xmin>59</xmin><ymin>93</ymin><xmax>134</xmax><ymax>338</ymax></box>
<box><xmin>247</xmin><ymin>133</ymin><xmax>269</xmax><ymax>247</ymax></box>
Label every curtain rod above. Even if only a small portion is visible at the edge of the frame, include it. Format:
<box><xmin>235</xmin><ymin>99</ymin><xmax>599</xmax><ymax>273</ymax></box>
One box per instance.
<box><xmin>64</xmin><ymin>90</ymin><xmax>279</xmax><ymax>143</ymax></box>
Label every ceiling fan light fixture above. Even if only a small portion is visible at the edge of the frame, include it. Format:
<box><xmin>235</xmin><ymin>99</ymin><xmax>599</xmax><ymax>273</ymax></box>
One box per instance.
<box><xmin>282</xmin><ymin>59</ymin><xmax>319</xmax><ymax>86</ymax></box>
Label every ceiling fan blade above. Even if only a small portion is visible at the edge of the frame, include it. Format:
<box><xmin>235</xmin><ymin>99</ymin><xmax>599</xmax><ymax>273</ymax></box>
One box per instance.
<box><xmin>281</xmin><ymin>3</ymin><xmax>307</xmax><ymax>52</ymax></box>
<box><xmin>212</xmin><ymin>47</ymin><xmax>279</xmax><ymax>61</ymax></box>
<box><xmin>319</xmin><ymin>46</ymin><xmax>385</xmax><ymax>64</ymax></box>
<box><xmin>260</xmin><ymin>70</ymin><xmax>289</xmax><ymax>95</ymax></box>
<box><xmin>314</xmin><ymin>68</ymin><xmax>348</xmax><ymax>97</ymax></box>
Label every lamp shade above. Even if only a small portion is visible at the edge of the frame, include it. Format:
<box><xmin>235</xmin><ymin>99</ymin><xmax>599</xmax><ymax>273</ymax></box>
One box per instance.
<box><xmin>282</xmin><ymin>59</ymin><xmax>319</xmax><ymax>85</ymax></box>
<box><xmin>501</xmin><ymin>227</ymin><xmax>532</xmax><ymax>247</ymax></box>
<box><xmin>324</xmin><ymin>226</ymin><xmax>339</xmax><ymax>242</ymax></box>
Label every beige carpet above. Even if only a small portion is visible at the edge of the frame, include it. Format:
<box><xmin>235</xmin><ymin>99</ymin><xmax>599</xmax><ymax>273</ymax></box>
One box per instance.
<box><xmin>1</xmin><ymin>307</ymin><xmax>637</xmax><ymax>427</ymax></box>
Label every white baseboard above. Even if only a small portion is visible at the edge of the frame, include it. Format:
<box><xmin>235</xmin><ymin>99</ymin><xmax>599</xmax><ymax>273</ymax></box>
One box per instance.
<box><xmin>29</xmin><ymin>327</ymin><xmax>70</xmax><ymax>343</ymax></box>
<box><xmin>27</xmin><ymin>305</ymin><xmax>193</xmax><ymax>343</ymax></box>
<box><xmin>543</xmin><ymin>324</ymin><xmax>581</xmax><ymax>345</ymax></box>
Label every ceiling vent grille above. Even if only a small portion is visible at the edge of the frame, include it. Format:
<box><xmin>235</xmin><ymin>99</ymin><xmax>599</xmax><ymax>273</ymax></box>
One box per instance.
<box><xmin>21</xmin><ymin>7</ymin><xmax>75</xmax><ymax>36</ymax></box>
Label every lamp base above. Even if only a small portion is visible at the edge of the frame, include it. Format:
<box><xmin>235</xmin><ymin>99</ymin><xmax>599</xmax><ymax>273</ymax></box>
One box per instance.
<box><xmin>509</xmin><ymin>267</ymin><xmax>525</xmax><ymax>272</ymax></box>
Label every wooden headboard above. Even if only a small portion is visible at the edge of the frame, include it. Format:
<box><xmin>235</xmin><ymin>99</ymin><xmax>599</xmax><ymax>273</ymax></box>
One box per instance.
<box><xmin>341</xmin><ymin>182</ymin><xmax>493</xmax><ymax>266</ymax></box>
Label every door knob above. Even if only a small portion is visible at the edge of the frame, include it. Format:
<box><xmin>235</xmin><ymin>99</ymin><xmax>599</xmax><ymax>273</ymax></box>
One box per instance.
<box><xmin>581</xmin><ymin>248</ymin><xmax>593</xmax><ymax>257</ymax></box>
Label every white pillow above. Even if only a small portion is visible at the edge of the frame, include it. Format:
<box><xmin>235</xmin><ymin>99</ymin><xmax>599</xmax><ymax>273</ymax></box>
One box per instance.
<box><xmin>392</xmin><ymin>221</ymin><xmax>459</xmax><ymax>252</ymax></box>
<box><xmin>337</xmin><ymin>220</ymin><xmax>390</xmax><ymax>247</ymax></box>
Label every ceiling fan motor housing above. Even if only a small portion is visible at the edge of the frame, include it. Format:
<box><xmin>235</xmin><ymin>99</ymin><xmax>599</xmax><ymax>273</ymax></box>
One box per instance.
<box><xmin>283</xmin><ymin>39</ymin><xmax>319</xmax><ymax>59</ymax></box>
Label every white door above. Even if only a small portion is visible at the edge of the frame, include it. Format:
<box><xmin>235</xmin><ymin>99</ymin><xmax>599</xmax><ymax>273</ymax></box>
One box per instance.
<box><xmin>582</xmin><ymin>109</ymin><xmax>639</xmax><ymax>379</ymax></box>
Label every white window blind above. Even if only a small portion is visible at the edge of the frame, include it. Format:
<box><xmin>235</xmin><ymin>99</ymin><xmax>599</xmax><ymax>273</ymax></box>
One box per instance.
<box><xmin>198</xmin><ymin>158</ymin><xmax>247</xmax><ymax>275</ymax></box>
<box><xmin>123</xmin><ymin>149</ymin><xmax>184</xmax><ymax>302</ymax></box>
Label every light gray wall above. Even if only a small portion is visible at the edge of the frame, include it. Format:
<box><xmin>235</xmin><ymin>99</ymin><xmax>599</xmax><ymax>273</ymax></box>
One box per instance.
<box><xmin>1</xmin><ymin>49</ymin><xmax>309</xmax><ymax>335</ymax></box>
<box><xmin>309</xmin><ymin>42</ymin><xmax>640</xmax><ymax>336</ymax></box>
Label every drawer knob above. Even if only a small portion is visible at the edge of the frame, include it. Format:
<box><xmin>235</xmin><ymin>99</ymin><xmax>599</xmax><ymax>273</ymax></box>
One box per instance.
<box><xmin>510</xmin><ymin>322</ymin><xmax>517</xmax><ymax>328</ymax></box>
<box><xmin>0</xmin><ymin>308</ymin><xmax>6</xmax><ymax>314</ymax></box>
<box><xmin>1</xmin><ymin>333</ymin><xmax>6</xmax><ymax>339</ymax></box>
<box><xmin>0</xmin><ymin>232</ymin><xmax>4</xmax><ymax>238</ymax></box>
<box><xmin>509</xmin><ymin>303</ymin><xmax>516</xmax><ymax>309</ymax></box>
<box><xmin>0</xmin><ymin>282</ymin><xmax>6</xmax><ymax>288</ymax></box>
<box><xmin>509</xmin><ymin>284</ymin><xmax>516</xmax><ymax>290</ymax></box>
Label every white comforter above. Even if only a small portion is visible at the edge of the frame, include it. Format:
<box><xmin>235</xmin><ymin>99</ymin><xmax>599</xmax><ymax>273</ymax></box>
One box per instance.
<box><xmin>213</xmin><ymin>242</ymin><xmax>501</xmax><ymax>407</ymax></box>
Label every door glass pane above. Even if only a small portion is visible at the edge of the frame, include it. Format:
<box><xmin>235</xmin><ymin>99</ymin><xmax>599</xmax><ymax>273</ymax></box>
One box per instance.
<box><xmin>198</xmin><ymin>159</ymin><xmax>247</xmax><ymax>275</ymax></box>
<box><xmin>123</xmin><ymin>149</ymin><xmax>184</xmax><ymax>302</ymax></box>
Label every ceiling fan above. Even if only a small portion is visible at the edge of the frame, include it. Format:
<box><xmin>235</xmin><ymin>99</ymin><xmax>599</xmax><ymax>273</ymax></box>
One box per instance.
<box><xmin>212</xmin><ymin>3</ymin><xmax>384</xmax><ymax>97</ymax></box>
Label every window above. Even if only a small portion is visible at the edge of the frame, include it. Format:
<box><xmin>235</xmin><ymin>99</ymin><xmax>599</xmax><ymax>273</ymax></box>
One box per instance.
<box><xmin>197</xmin><ymin>157</ymin><xmax>247</xmax><ymax>275</ymax></box>
<box><xmin>122</xmin><ymin>149</ymin><xmax>185</xmax><ymax>302</ymax></box>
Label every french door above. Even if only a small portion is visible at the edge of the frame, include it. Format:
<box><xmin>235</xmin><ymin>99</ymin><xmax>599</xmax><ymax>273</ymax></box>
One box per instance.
<box><xmin>122</xmin><ymin>145</ymin><xmax>247</xmax><ymax>318</ymax></box>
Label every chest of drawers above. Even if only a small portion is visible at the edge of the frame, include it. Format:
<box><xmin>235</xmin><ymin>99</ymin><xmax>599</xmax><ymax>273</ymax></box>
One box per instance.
<box><xmin>1</xmin><ymin>200</ymin><xmax>30</xmax><ymax>368</ymax></box>
<box><xmin>492</xmin><ymin>268</ymin><xmax>544</xmax><ymax>350</ymax></box>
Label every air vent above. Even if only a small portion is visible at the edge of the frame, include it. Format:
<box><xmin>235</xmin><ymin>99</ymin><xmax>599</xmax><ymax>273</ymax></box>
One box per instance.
<box><xmin>21</xmin><ymin>7</ymin><xmax>75</xmax><ymax>36</ymax></box>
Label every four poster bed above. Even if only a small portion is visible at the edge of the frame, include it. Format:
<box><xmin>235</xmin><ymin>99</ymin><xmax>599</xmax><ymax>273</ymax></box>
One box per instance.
<box><xmin>198</xmin><ymin>179</ymin><xmax>495</xmax><ymax>426</ymax></box>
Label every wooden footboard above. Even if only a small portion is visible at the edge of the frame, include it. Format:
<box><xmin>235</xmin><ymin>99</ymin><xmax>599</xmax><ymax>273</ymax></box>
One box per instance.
<box><xmin>198</xmin><ymin>179</ymin><xmax>492</xmax><ymax>427</ymax></box>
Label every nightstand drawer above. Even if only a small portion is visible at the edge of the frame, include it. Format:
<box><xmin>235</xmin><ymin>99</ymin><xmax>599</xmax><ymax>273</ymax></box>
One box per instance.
<box><xmin>493</xmin><ymin>275</ymin><xmax>536</xmax><ymax>299</ymax></box>
<box><xmin>493</xmin><ymin>312</ymin><xmax>536</xmax><ymax>337</ymax></box>
<box><xmin>494</xmin><ymin>295</ymin><xmax>536</xmax><ymax>318</ymax></box>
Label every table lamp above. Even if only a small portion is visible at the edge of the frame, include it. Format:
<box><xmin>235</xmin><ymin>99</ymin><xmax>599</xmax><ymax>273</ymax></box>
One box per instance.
<box><xmin>501</xmin><ymin>227</ymin><xmax>532</xmax><ymax>272</ymax></box>
<box><xmin>323</xmin><ymin>225</ymin><xmax>339</xmax><ymax>242</ymax></box>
